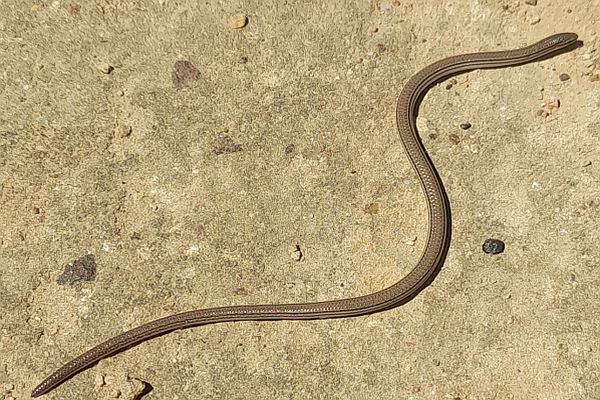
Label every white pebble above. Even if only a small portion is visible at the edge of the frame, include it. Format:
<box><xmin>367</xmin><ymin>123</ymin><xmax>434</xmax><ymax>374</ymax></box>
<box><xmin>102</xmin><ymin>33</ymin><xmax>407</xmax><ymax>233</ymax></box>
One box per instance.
<box><xmin>97</xmin><ymin>62</ymin><xmax>114</xmax><ymax>74</ymax></box>
<box><xmin>94</xmin><ymin>374</ymin><xmax>106</xmax><ymax>388</ymax></box>
<box><xmin>229</xmin><ymin>14</ymin><xmax>248</xmax><ymax>29</ymax></box>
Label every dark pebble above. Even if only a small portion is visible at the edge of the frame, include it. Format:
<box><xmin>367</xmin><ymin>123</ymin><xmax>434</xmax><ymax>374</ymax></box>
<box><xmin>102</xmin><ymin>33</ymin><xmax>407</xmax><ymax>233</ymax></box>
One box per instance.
<box><xmin>460</xmin><ymin>122</ymin><xmax>472</xmax><ymax>130</ymax></box>
<box><xmin>482</xmin><ymin>239</ymin><xmax>505</xmax><ymax>255</ymax></box>
<box><xmin>213</xmin><ymin>134</ymin><xmax>242</xmax><ymax>155</ymax></box>
<box><xmin>559</xmin><ymin>73</ymin><xmax>570</xmax><ymax>82</ymax></box>
<box><xmin>240</xmin><ymin>55</ymin><xmax>248</xmax><ymax>64</ymax></box>
<box><xmin>293</xmin><ymin>244</ymin><xmax>303</xmax><ymax>261</ymax></box>
<box><xmin>171</xmin><ymin>60</ymin><xmax>201</xmax><ymax>90</ymax></box>
<box><xmin>524</xmin><ymin>0</ymin><xmax>537</xmax><ymax>5</ymax></box>
<box><xmin>57</xmin><ymin>254</ymin><xmax>97</xmax><ymax>285</ymax></box>
<box><xmin>445</xmin><ymin>78</ymin><xmax>457</xmax><ymax>90</ymax></box>
<box><xmin>448</xmin><ymin>133</ymin><xmax>460</xmax><ymax>145</ymax></box>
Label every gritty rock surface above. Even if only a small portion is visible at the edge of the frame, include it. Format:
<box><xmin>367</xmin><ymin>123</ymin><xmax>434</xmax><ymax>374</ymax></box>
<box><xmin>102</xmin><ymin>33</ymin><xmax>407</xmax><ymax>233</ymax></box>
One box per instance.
<box><xmin>1</xmin><ymin>1</ymin><xmax>598</xmax><ymax>399</ymax></box>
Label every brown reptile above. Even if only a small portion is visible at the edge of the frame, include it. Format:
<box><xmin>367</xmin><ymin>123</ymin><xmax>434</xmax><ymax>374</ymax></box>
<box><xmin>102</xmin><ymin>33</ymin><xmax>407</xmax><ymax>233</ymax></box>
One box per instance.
<box><xmin>32</xmin><ymin>32</ymin><xmax>581</xmax><ymax>397</ymax></box>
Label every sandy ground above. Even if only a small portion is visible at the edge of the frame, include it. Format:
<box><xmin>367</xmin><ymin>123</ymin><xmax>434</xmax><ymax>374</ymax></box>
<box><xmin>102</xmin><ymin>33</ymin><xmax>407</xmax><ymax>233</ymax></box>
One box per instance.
<box><xmin>1</xmin><ymin>1</ymin><xmax>599</xmax><ymax>399</ymax></box>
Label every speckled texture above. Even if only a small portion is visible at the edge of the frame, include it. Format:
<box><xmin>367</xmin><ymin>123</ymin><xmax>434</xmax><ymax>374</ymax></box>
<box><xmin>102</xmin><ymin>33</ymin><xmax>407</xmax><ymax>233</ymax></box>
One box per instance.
<box><xmin>1</xmin><ymin>1</ymin><xmax>598</xmax><ymax>399</ymax></box>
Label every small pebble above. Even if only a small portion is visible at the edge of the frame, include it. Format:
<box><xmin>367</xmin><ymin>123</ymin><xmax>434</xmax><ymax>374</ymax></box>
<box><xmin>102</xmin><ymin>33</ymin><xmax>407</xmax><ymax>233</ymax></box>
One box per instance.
<box><xmin>4</xmin><ymin>383</ymin><xmax>14</xmax><ymax>391</ymax></box>
<box><xmin>528</xmin><ymin>15</ymin><xmax>541</xmax><ymax>25</ymax></box>
<box><xmin>213</xmin><ymin>134</ymin><xmax>242</xmax><ymax>155</ymax></box>
<box><xmin>524</xmin><ymin>0</ymin><xmax>537</xmax><ymax>5</ymax></box>
<box><xmin>448</xmin><ymin>133</ymin><xmax>460</xmax><ymax>145</ymax></box>
<box><xmin>364</xmin><ymin>202</ymin><xmax>379</xmax><ymax>215</ymax></box>
<box><xmin>235</xmin><ymin>287</ymin><xmax>249</xmax><ymax>296</ymax></box>
<box><xmin>118</xmin><ymin>124</ymin><xmax>132</xmax><ymax>138</ymax></box>
<box><xmin>94</xmin><ymin>374</ymin><xmax>106</xmax><ymax>388</ymax></box>
<box><xmin>404</xmin><ymin>236</ymin><xmax>417</xmax><ymax>246</ymax></box>
<box><xmin>368</xmin><ymin>26</ymin><xmax>378</xmax><ymax>34</ymax></box>
<box><xmin>445</xmin><ymin>78</ymin><xmax>458</xmax><ymax>90</ymax></box>
<box><xmin>482</xmin><ymin>239</ymin><xmax>505</xmax><ymax>255</ymax></box>
<box><xmin>590</xmin><ymin>74</ymin><xmax>599</xmax><ymax>82</ymax></box>
<box><xmin>97</xmin><ymin>62</ymin><xmax>114</xmax><ymax>74</ymax></box>
<box><xmin>171</xmin><ymin>60</ymin><xmax>201</xmax><ymax>89</ymax></box>
<box><xmin>542</xmin><ymin>95</ymin><xmax>560</xmax><ymax>110</ymax></box>
<box><xmin>128</xmin><ymin>377</ymin><xmax>147</xmax><ymax>397</ymax></box>
<box><xmin>582</xmin><ymin>160</ymin><xmax>592</xmax><ymax>167</ymax></box>
<box><xmin>32</xmin><ymin>206</ymin><xmax>40</xmax><ymax>214</ymax></box>
<box><xmin>56</xmin><ymin>254</ymin><xmax>97</xmax><ymax>285</ymax></box>
<box><xmin>376</xmin><ymin>43</ymin><xmax>386</xmax><ymax>53</ymax></box>
<box><xmin>536</xmin><ymin>109</ymin><xmax>549</xmax><ymax>118</ymax></box>
<box><xmin>292</xmin><ymin>245</ymin><xmax>303</xmax><ymax>261</ymax></box>
<box><xmin>240</xmin><ymin>55</ymin><xmax>248</xmax><ymax>64</ymax></box>
<box><xmin>460</xmin><ymin>122</ymin><xmax>472</xmax><ymax>130</ymax></box>
<box><xmin>559</xmin><ymin>73</ymin><xmax>570</xmax><ymax>82</ymax></box>
<box><xmin>229</xmin><ymin>14</ymin><xmax>248</xmax><ymax>29</ymax></box>
<box><xmin>285</xmin><ymin>143</ymin><xmax>295</xmax><ymax>154</ymax></box>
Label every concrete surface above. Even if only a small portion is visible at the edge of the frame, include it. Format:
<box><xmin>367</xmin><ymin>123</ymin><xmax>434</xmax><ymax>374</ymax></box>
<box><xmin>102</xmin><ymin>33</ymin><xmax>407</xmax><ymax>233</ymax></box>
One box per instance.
<box><xmin>1</xmin><ymin>1</ymin><xmax>598</xmax><ymax>399</ymax></box>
